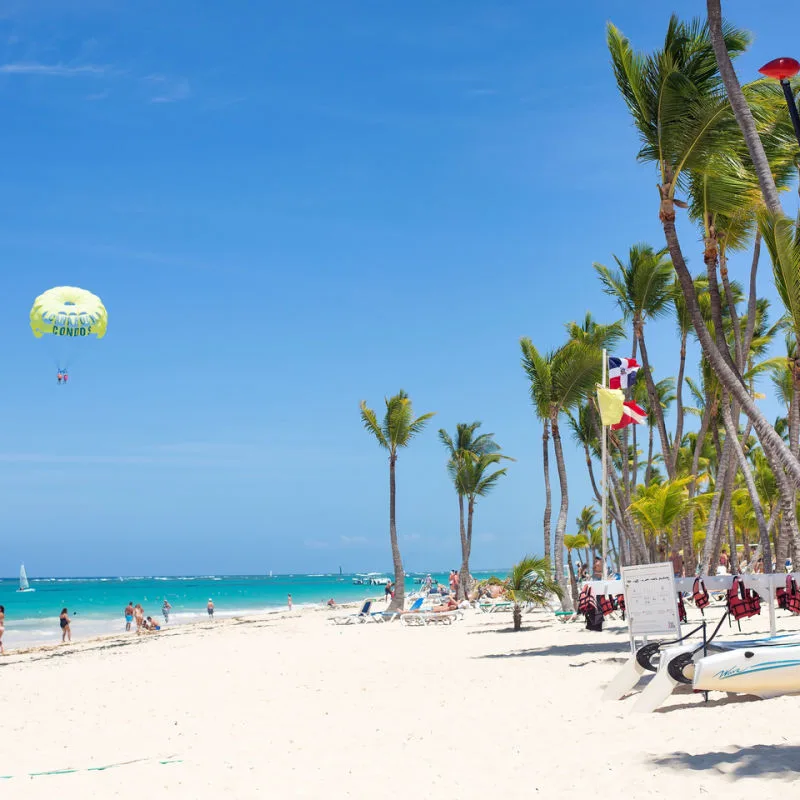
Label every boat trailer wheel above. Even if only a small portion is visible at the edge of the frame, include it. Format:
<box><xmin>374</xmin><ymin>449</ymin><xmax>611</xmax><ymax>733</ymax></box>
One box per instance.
<box><xmin>666</xmin><ymin>652</ymin><xmax>695</xmax><ymax>685</ymax></box>
<box><xmin>635</xmin><ymin>643</ymin><xmax>661</xmax><ymax>672</ymax></box>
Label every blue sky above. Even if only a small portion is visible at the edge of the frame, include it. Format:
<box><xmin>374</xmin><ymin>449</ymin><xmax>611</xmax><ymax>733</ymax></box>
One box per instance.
<box><xmin>1</xmin><ymin>1</ymin><xmax>797</xmax><ymax>576</ymax></box>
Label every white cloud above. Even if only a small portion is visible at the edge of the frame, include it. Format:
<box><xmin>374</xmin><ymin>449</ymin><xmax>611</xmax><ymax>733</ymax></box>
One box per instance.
<box><xmin>0</xmin><ymin>62</ymin><xmax>109</xmax><ymax>77</ymax></box>
<box><xmin>146</xmin><ymin>73</ymin><xmax>190</xmax><ymax>104</ymax></box>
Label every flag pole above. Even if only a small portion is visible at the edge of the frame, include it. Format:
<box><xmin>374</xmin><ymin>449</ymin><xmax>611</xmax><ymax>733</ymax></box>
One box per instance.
<box><xmin>601</xmin><ymin>349</ymin><xmax>608</xmax><ymax>581</ymax></box>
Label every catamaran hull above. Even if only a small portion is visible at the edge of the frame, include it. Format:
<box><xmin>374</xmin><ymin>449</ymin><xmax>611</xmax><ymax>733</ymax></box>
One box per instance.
<box><xmin>16</xmin><ymin>588</ymin><xmax>35</xmax><ymax>593</ymax></box>
<box><xmin>693</xmin><ymin>646</ymin><xmax>800</xmax><ymax>697</ymax></box>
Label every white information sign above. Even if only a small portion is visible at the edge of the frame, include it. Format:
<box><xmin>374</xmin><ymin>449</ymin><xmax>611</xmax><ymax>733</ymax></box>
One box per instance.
<box><xmin>621</xmin><ymin>561</ymin><xmax>679</xmax><ymax>637</ymax></box>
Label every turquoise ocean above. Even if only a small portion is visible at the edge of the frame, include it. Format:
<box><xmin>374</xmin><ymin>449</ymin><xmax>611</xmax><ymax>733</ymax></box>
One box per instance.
<box><xmin>0</xmin><ymin>571</ymin><xmax>500</xmax><ymax>650</ymax></box>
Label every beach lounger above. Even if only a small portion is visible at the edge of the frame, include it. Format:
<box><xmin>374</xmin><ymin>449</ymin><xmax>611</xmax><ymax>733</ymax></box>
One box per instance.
<box><xmin>479</xmin><ymin>601</ymin><xmax>512</xmax><ymax>613</ymax></box>
<box><xmin>372</xmin><ymin>597</ymin><xmax>424</xmax><ymax>622</ymax></box>
<box><xmin>331</xmin><ymin>600</ymin><xmax>374</xmax><ymax>625</ymax></box>
<box><xmin>400</xmin><ymin>609</ymin><xmax>459</xmax><ymax>626</ymax></box>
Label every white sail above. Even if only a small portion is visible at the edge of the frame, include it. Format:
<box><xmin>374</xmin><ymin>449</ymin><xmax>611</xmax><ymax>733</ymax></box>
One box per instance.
<box><xmin>19</xmin><ymin>563</ymin><xmax>29</xmax><ymax>591</ymax></box>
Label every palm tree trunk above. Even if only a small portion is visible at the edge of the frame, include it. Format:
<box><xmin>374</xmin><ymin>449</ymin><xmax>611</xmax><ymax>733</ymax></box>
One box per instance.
<box><xmin>685</xmin><ymin>401</ymin><xmax>713</xmax><ymax>575</ymax></box>
<box><xmin>458</xmin><ymin>495</ymin><xmax>469</xmax><ymax>601</ymax></box>
<box><xmin>645</xmin><ymin>425</ymin><xmax>654</xmax><ymax>485</ymax></box>
<box><xmin>660</xmin><ymin>213</ymin><xmax>800</xmax><ymax>486</ymax></box>
<box><xmin>706</xmin><ymin>0</ymin><xmax>783</xmax><ymax>216</ymax></box>
<box><xmin>567</xmin><ymin>550</ymin><xmax>578</xmax><ymax>606</ymax></box>
<box><xmin>721</xmin><ymin>401</ymin><xmax>772</xmax><ymax>567</ymax></box>
<box><xmin>388</xmin><ymin>453</ymin><xmax>405</xmax><ymax>611</ymax></box>
<box><xmin>550</xmin><ymin>412</ymin><xmax>574</xmax><ymax>611</ymax></box>
<box><xmin>719</xmin><ymin>247</ymin><xmax>743</xmax><ymax>370</ymax></box>
<box><xmin>701</xmin><ymin>434</ymin><xmax>732</xmax><ymax>572</ymax></box>
<box><xmin>459</xmin><ymin>498</ymin><xmax>475</xmax><ymax>600</ymax></box>
<box><xmin>671</xmin><ymin>330</ymin><xmax>688</xmax><ymax>473</ymax></box>
<box><xmin>637</xmin><ymin>329</ymin><xmax>673</xmax><ymax>477</ymax></box>
<box><xmin>703</xmin><ymin>227</ymin><xmax>741</xmax><ymax>380</ymax></box>
<box><xmin>542</xmin><ymin>420</ymin><xmax>552</xmax><ymax>565</ymax></box>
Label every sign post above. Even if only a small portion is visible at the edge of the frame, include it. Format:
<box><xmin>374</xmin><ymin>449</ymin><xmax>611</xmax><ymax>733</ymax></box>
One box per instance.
<box><xmin>621</xmin><ymin>562</ymin><xmax>679</xmax><ymax>654</ymax></box>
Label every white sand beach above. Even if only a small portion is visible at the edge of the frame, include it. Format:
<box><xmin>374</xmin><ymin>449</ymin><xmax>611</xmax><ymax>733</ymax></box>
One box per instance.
<box><xmin>1</xmin><ymin>601</ymin><xmax>798</xmax><ymax>799</ymax></box>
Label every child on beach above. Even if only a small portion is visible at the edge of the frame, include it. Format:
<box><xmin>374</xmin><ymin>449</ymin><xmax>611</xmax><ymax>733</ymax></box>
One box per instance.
<box><xmin>124</xmin><ymin>602</ymin><xmax>134</xmax><ymax>632</ymax></box>
<box><xmin>60</xmin><ymin>608</ymin><xmax>71</xmax><ymax>643</ymax></box>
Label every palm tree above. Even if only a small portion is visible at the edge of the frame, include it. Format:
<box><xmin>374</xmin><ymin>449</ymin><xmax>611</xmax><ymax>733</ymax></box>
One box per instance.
<box><xmin>607</xmin><ymin>16</ymin><xmax>800</xmax><ymax>489</ymax></box>
<box><xmin>439</xmin><ymin>423</ymin><xmax>507</xmax><ymax>599</ymax></box>
<box><xmin>629</xmin><ymin>475</ymin><xmax>705</xmax><ymax>556</ymax></box>
<box><xmin>359</xmin><ymin>391</ymin><xmax>435</xmax><ymax>611</ymax></box>
<box><xmin>595</xmin><ymin>244</ymin><xmax>675</xmax><ymax>474</ymax></box>
<box><xmin>521</xmin><ymin>340</ymin><xmax>600</xmax><ymax>610</ymax></box>
<box><xmin>564</xmin><ymin>533</ymin><xmax>588</xmax><ymax>605</ymax></box>
<box><xmin>453</xmin><ymin>450</ymin><xmax>514</xmax><ymax>600</ymax></box>
<box><xmin>504</xmin><ymin>555</ymin><xmax>562</xmax><ymax>632</ymax></box>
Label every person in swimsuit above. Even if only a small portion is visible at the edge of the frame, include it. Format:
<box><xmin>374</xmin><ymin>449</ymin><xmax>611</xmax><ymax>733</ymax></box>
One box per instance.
<box><xmin>207</xmin><ymin>599</ymin><xmax>214</xmax><ymax>619</ymax></box>
<box><xmin>134</xmin><ymin>603</ymin><xmax>144</xmax><ymax>633</ymax></box>
<box><xmin>287</xmin><ymin>594</ymin><xmax>292</xmax><ymax>611</ymax></box>
<box><xmin>0</xmin><ymin>605</ymin><xmax>5</xmax><ymax>655</ymax></box>
<box><xmin>124</xmin><ymin>602</ymin><xmax>134</xmax><ymax>632</ymax></box>
<box><xmin>162</xmin><ymin>599</ymin><xmax>171</xmax><ymax>624</ymax></box>
<box><xmin>60</xmin><ymin>608</ymin><xmax>71</xmax><ymax>643</ymax></box>
<box><xmin>63</xmin><ymin>370</ymin><xmax>69</xmax><ymax>384</ymax></box>
<box><xmin>57</xmin><ymin>371</ymin><xmax>63</xmax><ymax>384</ymax></box>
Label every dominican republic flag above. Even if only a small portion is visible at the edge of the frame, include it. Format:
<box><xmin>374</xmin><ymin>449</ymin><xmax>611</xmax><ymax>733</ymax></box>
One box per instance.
<box><xmin>608</xmin><ymin>356</ymin><xmax>640</xmax><ymax>390</ymax></box>
<box><xmin>611</xmin><ymin>401</ymin><xmax>647</xmax><ymax>430</ymax></box>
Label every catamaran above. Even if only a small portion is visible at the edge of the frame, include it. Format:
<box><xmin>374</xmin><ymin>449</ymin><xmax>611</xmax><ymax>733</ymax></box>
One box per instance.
<box><xmin>17</xmin><ymin>563</ymin><xmax>35</xmax><ymax>593</ymax></box>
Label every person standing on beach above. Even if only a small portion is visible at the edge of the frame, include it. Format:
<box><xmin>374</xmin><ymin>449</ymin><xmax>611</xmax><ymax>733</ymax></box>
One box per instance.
<box><xmin>287</xmin><ymin>594</ymin><xmax>293</xmax><ymax>611</ymax></box>
<box><xmin>134</xmin><ymin>603</ymin><xmax>144</xmax><ymax>633</ymax></box>
<box><xmin>0</xmin><ymin>605</ymin><xmax>5</xmax><ymax>655</ymax></box>
<box><xmin>162</xmin><ymin>599</ymin><xmax>172</xmax><ymax>624</ymax></box>
<box><xmin>60</xmin><ymin>608</ymin><xmax>71</xmax><ymax>643</ymax></box>
<box><xmin>124</xmin><ymin>602</ymin><xmax>134</xmax><ymax>632</ymax></box>
<box><xmin>207</xmin><ymin>598</ymin><xmax>214</xmax><ymax>619</ymax></box>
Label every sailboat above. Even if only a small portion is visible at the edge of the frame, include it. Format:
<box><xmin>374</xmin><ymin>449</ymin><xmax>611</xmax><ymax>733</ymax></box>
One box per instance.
<box><xmin>17</xmin><ymin>563</ymin><xmax>35</xmax><ymax>593</ymax></box>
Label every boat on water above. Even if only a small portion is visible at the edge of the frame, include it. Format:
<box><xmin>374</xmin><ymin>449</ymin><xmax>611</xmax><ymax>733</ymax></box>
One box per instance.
<box><xmin>17</xmin><ymin>563</ymin><xmax>35</xmax><ymax>593</ymax></box>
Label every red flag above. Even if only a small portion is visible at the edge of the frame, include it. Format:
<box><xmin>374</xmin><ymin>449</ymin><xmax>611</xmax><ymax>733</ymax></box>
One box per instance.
<box><xmin>611</xmin><ymin>401</ymin><xmax>646</xmax><ymax>430</ymax></box>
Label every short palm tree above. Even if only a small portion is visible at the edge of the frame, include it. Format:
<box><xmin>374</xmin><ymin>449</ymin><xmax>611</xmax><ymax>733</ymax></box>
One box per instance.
<box><xmin>360</xmin><ymin>391</ymin><xmax>435</xmax><ymax>611</ymax></box>
<box><xmin>628</xmin><ymin>475</ymin><xmax>704</xmax><ymax>557</ymax></box>
<box><xmin>505</xmin><ymin>555</ymin><xmax>562</xmax><ymax>632</ymax></box>
<box><xmin>563</xmin><ymin>533</ymin><xmax>588</xmax><ymax>605</ymax></box>
<box><xmin>440</xmin><ymin>423</ymin><xmax>514</xmax><ymax>599</ymax></box>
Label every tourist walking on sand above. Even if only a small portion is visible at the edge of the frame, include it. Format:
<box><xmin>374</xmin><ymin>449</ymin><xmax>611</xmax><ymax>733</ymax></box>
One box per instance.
<box><xmin>60</xmin><ymin>608</ymin><xmax>71</xmax><ymax>643</ymax></box>
<box><xmin>124</xmin><ymin>602</ymin><xmax>134</xmax><ymax>632</ymax></box>
<box><xmin>0</xmin><ymin>605</ymin><xmax>5</xmax><ymax>655</ymax></box>
<box><xmin>287</xmin><ymin>594</ymin><xmax>293</xmax><ymax>611</ymax></box>
<box><xmin>162</xmin><ymin>599</ymin><xmax>172</xmax><ymax>624</ymax></box>
<box><xmin>207</xmin><ymin>598</ymin><xmax>214</xmax><ymax>619</ymax></box>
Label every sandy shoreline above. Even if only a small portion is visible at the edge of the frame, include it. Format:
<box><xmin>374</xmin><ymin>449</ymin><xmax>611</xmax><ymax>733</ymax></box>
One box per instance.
<box><xmin>2</xmin><ymin>600</ymin><xmax>799</xmax><ymax>798</ymax></box>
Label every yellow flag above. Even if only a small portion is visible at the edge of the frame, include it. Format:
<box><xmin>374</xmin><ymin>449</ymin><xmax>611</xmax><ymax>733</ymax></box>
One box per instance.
<box><xmin>596</xmin><ymin>385</ymin><xmax>625</xmax><ymax>427</ymax></box>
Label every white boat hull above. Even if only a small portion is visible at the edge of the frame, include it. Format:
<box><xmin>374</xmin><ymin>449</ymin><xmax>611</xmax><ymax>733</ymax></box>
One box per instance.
<box><xmin>16</xmin><ymin>588</ymin><xmax>35</xmax><ymax>593</ymax></box>
<box><xmin>693</xmin><ymin>645</ymin><xmax>800</xmax><ymax>697</ymax></box>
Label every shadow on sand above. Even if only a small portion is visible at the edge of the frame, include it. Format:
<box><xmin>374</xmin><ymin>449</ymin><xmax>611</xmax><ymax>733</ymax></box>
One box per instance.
<box><xmin>652</xmin><ymin>744</ymin><xmax>800</xmax><ymax>780</ymax></box>
<box><xmin>477</xmin><ymin>640</ymin><xmax>630</xmax><ymax>659</ymax></box>
<box><xmin>467</xmin><ymin>624</ymin><xmax>548</xmax><ymax>635</ymax></box>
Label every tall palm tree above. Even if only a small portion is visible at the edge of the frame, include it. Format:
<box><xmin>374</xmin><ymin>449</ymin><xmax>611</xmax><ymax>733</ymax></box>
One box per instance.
<box><xmin>504</xmin><ymin>555</ymin><xmax>562</xmax><ymax>632</ymax></box>
<box><xmin>595</xmin><ymin>244</ymin><xmax>675</xmax><ymax>474</ymax></box>
<box><xmin>607</xmin><ymin>16</ymin><xmax>800</xmax><ymax>488</ymax></box>
<box><xmin>521</xmin><ymin>339</ymin><xmax>600</xmax><ymax>610</ymax></box>
<box><xmin>360</xmin><ymin>391</ymin><xmax>435</xmax><ymax>611</ymax></box>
